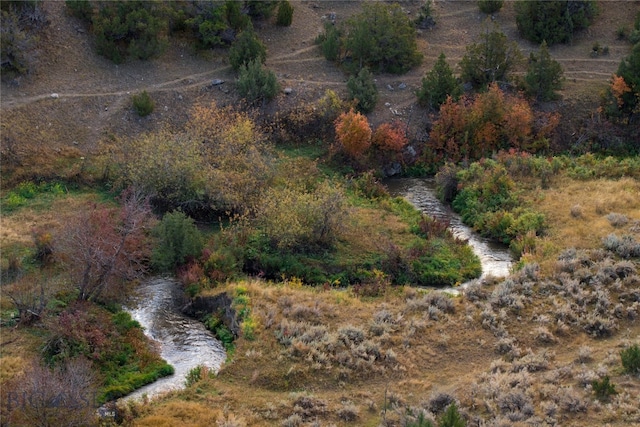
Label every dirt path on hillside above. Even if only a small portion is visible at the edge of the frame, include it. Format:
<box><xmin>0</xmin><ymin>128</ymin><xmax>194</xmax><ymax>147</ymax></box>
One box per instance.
<box><xmin>1</xmin><ymin>1</ymin><xmax>637</xmax><ymax>159</ymax></box>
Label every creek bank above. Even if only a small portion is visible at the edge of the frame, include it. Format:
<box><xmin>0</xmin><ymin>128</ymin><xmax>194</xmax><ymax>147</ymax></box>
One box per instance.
<box><xmin>385</xmin><ymin>177</ymin><xmax>514</xmax><ymax>291</ymax></box>
<box><xmin>121</xmin><ymin>278</ymin><xmax>227</xmax><ymax>401</ymax></box>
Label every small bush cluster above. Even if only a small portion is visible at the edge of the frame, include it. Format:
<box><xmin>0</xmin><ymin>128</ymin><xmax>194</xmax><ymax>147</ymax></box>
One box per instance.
<box><xmin>515</xmin><ymin>0</ymin><xmax>598</xmax><ymax>45</ymax></box>
<box><xmin>132</xmin><ymin>91</ymin><xmax>154</xmax><ymax>117</ymax></box>
<box><xmin>620</xmin><ymin>344</ymin><xmax>640</xmax><ymax>375</ymax></box>
<box><xmin>427</xmin><ymin>85</ymin><xmax>559</xmax><ymax>165</ymax></box>
<box><xmin>442</xmin><ymin>159</ymin><xmax>546</xmax><ymax>254</ymax></box>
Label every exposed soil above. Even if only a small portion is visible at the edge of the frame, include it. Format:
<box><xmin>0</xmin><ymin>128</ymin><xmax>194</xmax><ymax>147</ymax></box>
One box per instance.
<box><xmin>1</xmin><ymin>1</ymin><xmax>637</xmax><ymax>164</ymax></box>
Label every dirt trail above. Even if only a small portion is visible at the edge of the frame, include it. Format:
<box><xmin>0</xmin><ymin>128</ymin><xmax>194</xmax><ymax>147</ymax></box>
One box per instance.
<box><xmin>1</xmin><ymin>0</ymin><xmax>637</xmax><ymax>154</ymax></box>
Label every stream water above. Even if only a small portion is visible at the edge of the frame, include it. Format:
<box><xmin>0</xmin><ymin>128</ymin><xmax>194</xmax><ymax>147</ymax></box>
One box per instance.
<box><xmin>385</xmin><ymin>178</ymin><xmax>514</xmax><ymax>290</ymax></box>
<box><xmin>118</xmin><ymin>179</ymin><xmax>510</xmax><ymax>400</ymax></box>
<box><xmin>122</xmin><ymin>278</ymin><xmax>226</xmax><ymax>401</ymax></box>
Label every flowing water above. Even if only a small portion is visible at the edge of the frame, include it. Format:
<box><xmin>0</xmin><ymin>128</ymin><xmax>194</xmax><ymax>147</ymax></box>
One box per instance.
<box><xmin>385</xmin><ymin>178</ymin><xmax>514</xmax><ymax>291</ymax></box>
<box><xmin>122</xmin><ymin>278</ymin><xmax>226</xmax><ymax>401</ymax></box>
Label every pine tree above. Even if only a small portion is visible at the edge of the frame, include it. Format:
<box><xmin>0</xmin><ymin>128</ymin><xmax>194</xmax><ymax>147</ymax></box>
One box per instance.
<box><xmin>347</xmin><ymin>67</ymin><xmax>378</xmax><ymax>113</ymax></box>
<box><xmin>524</xmin><ymin>41</ymin><xmax>564</xmax><ymax>101</ymax></box>
<box><xmin>276</xmin><ymin>0</ymin><xmax>293</xmax><ymax>27</ymax></box>
<box><xmin>439</xmin><ymin>402</ymin><xmax>465</xmax><ymax>427</ymax></box>
<box><xmin>459</xmin><ymin>22</ymin><xmax>522</xmax><ymax>89</ymax></box>
<box><xmin>229</xmin><ymin>26</ymin><xmax>267</xmax><ymax>72</ymax></box>
<box><xmin>417</xmin><ymin>52</ymin><xmax>462</xmax><ymax>110</ymax></box>
<box><xmin>237</xmin><ymin>59</ymin><xmax>280</xmax><ymax>104</ymax></box>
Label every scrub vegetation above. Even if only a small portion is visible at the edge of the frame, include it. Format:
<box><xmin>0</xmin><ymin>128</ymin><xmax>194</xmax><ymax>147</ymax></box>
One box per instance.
<box><xmin>1</xmin><ymin>1</ymin><xmax>639</xmax><ymax>426</ymax></box>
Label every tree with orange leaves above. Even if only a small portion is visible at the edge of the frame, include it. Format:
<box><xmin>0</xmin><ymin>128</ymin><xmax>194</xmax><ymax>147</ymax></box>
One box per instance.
<box><xmin>334</xmin><ymin>109</ymin><xmax>372</xmax><ymax>158</ymax></box>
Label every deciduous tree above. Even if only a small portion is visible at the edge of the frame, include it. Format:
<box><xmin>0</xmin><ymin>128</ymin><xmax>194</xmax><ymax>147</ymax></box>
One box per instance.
<box><xmin>335</xmin><ymin>109</ymin><xmax>372</xmax><ymax>158</ymax></box>
<box><xmin>55</xmin><ymin>188</ymin><xmax>155</xmax><ymax>302</ymax></box>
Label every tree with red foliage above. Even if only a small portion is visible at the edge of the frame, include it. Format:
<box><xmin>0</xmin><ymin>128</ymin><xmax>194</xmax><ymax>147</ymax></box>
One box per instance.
<box><xmin>56</xmin><ymin>188</ymin><xmax>155</xmax><ymax>302</ymax></box>
<box><xmin>372</xmin><ymin>122</ymin><xmax>408</xmax><ymax>152</ymax></box>
<box><xmin>334</xmin><ymin>109</ymin><xmax>372</xmax><ymax>158</ymax></box>
<box><xmin>428</xmin><ymin>84</ymin><xmax>557</xmax><ymax>163</ymax></box>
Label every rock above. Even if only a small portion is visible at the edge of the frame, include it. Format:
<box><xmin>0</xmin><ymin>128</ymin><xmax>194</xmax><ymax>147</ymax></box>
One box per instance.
<box><xmin>51</xmin><ymin>93</ymin><xmax>59</xmax><ymax>99</ymax></box>
<box><xmin>383</xmin><ymin>162</ymin><xmax>403</xmax><ymax>177</ymax></box>
<box><xmin>211</xmin><ymin>79</ymin><xmax>225</xmax><ymax>86</ymax></box>
<box><xmin>181</xmin><ymin>292</ymin><xmax>240</xmax><ymax>338</ymax></box>
<box><xmin>398</xmin><ymin>83</ymin><xmax>407</xmax><ymax>90</ymax></box>
<box><xmin>284</xmin><ymin>87</ymin><xmax>293</xmax><ymax>95</ymax></box>
<box><xmin>385</xmin><ymin>102</ymin><xmax>391</xmax><ymax>107</ymax></box>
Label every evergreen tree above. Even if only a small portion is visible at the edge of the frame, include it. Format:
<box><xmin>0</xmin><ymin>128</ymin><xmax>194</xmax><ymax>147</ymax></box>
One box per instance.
<box><xmin>515</xmin><ymin>0</ymin><xmax>597</xmax><ymax>45</ymax></box>
<box><xmin>478</xmin><ymin>0</ymin><xmax>504</xmax><ymax>14</ymax></box>
<box><xmin>276</xmin><ymin>0</ymin><xmax>293</xmax><ymax>27</ymax></box>
<box><xmin>417</xmin><ymin>52</ymin><xmax>462</xmax><ymax>110</ymax></box>
<box><xmin>613</xmin><ymin>42</ymin><xmax>640</xmax><ymax>119</ymax></box>
<box><xmin>319</xmin><ymin>22</ymin><xmax>341</xmax><ymax>62</ymax></box>
<box><xmin>152</xmin><ymin>211</ymin><xmax>204</xmax><ymax>272</ymax></box>
<box><xmin>237</xmin><ymin>59</ymin><xmax>280</xmax><ymax>104</ymax></box>
<box><xmin>347</xmin><ymin>67</ymin><xmax>378</xmax><ymax>114</ymax></box>
<box><xmin>440</xmin><ymin>402</ymin><xmax>465</xmax><ymax>427</ymax></box>
<box><xmin>459</xmin><ymin>22</ymin><xmax>522</xmax><ymax>89</ymax></box>
<box><xmin>229</xmin><ymin>26</ymin><xmax>267</xmax><ymax>72</ymax></box>
<box><xmin>524</xmin><ymin>41</ymin><xmax>564</xmax><ymax>101</ymax></box>
<box><xmin>92</xmin><ymin>0</ymin><xmax>168</xmax><ymax>63</ymax></box>
<box><xmin>343</xmin><ymin>2</ymin><xmax>422</xmax><ymax>74</ymax></box>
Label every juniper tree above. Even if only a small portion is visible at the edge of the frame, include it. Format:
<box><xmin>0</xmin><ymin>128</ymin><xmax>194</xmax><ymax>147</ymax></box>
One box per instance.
<box><xmin>524</xmin><ymin>41</ymin><xmax>564</xmax><ymax>101</ymax></box>
<box><xmin>417</xmin><ymin>52</ymin><xmax>462</xmax><ymax>110</ymax></box>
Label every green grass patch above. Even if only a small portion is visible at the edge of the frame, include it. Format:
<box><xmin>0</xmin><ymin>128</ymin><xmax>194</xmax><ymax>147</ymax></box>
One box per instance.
<box><xmin>1</xmin><ymin>181</ymin><xmax>66</xmax><ymax>213</ymax></box>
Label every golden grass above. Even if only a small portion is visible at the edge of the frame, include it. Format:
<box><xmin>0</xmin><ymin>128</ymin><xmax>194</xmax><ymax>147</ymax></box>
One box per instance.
<box><xmin>132</xmin><ymin>401</ymin><xmax>224</xmax><ymax>427</ymax></box>
<box><xmin>524</xmin><ymin>176</ymin><xmax>640</xmax><ymax>273</ymax></box>
<box><xmin>0</xmin><ymin>193</ymin><xmax>105</xmax><ymax>249</ymax></box>
<box><xmin>0</xmin><ymin>329</ymin><xmax>41</xmax><ymax>383</ymax></box>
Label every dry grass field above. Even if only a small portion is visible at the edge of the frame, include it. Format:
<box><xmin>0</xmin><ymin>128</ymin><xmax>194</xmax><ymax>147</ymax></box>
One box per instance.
<box><xmin>1</xmin><ymin>1</ymin><xmax>639</xmax><ymax>426</ymax></box>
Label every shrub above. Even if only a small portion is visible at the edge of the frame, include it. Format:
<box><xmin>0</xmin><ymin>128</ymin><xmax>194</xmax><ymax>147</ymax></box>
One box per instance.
<box><xmin>258</xmin><ymin>181</ymin><xmax>348</xmax><ymax>252</ymax></box>
<box><xmin>343</xmin><ymin>2</ymin><xmax>422</xmax><ymax>74</ymax></box>
<box><xmin>459</xmin><ymin>22</ymin><xmax>522</xmax><ymax>89</ymax></box>
<box><xmin>276</xmin><ymin>0</ymin><xmax>293</xmax><ymax>27</ymax></box>
<box><xmin>132</xmin><ymin>91</ymin><xmax>154</xmax><ymax>116</ymax></box>
<box><xmin>515</xmin><ymin>0</ymin><xmax>597</xmax><ymax>45</ymax></box>
<box><xmin>372</xmin><ymin>121</ymin><xmax>408</xmax><ymax>154</ymax></box>
<box><xmin>92</xmin><ymin>1</ymin><xmax>168</xmax><ymax>63</ymax></box>
<box><xmin>0</xmin><ymin>8</ymin><xmax>34</xmax><ymax>79</ymax></box>
<box><xmin>346</xmin><ymin>67</ymin><xmax>378</xmax><ymax>114</ymax></box>
<box><xmin>152</xmin><ymin>211</ymin><xmax>204</xmax><ymax>272</ymax></box>
<box><xmin>65</xmin><ymin>0</ymin><xmax>92</xmax><ymax>22</ymax></box>
<box><xmin>2</xmin><ymin>358</ymin><xmax>98</xmax><ymax>427</ymax></box>
<box><xmin>524</xmin><ymin>41</ymin><xmax>564</xmax><ymax>101</ymax></box>
<box><xmin>245</xmin><ymin>0</ymin><xmax>278</xmax><ymax>19</ymax></box>
<box><xmin>117</xmin><ymin>130</ymin><xmax>207</xmax><ymax>212</ymax></box>
<box><xmin>229</xmin><ymin>27</ymin><xmax>266</xmax><ymax>72</ymax></box>
<box><xmin>478</xmin><ymin>0</ymin><xmax>504</xmax><ymax>14</ymax></box>
<box><xmin>620</xmin><ymin>344</ymin><xmax>640</xmax><ymax>374</ymax></box>
<box><xmin>334</xmin><ymin>109</ymin><xmax>372</xmax><ymax>158</ymax></box>
<box><xmin>415</xmin><ymin>0</ymin><xmax>435</xmax><ymax>29</ymax></box>
<box><xmin>417</xmin><ymin>53</ymin><xmax>461</xmax><ymax>111</ymax></box>
<box><xmin>237</xmin><ymin>59</ymin><xmax>280</xmax><ymax>104</ymax></box>
<box><xmin>428</xmin><ymin>85</ymin><xmax>554</xmax><ymax>164</ymax></box>
<box><xmin>592</xmin><ymin>376</ymin><xmax>617</xmax><ymax>400</ymax></box>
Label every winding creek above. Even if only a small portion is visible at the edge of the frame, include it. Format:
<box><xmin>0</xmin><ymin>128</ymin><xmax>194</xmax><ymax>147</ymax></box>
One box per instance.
<box><xmin>385</xmin><ymin>178</ymin><xmax>514</xmax><ymax>288</ymax></box>
<box><xmin>122</xmin><ymin>278</ymin><xmax>226</xmax><ymax>401</ymax></box>
<box><xmin>121</xmin><ymin>178</ymin><xmax>512</xmax><ymax>400</ymax></box>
